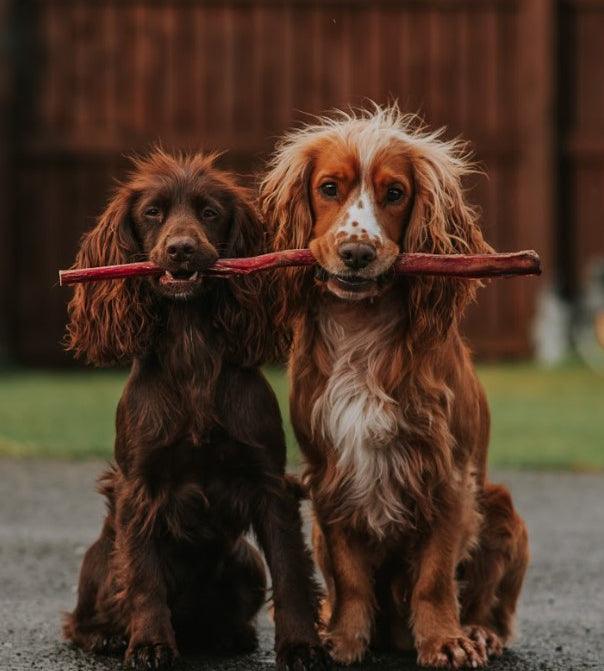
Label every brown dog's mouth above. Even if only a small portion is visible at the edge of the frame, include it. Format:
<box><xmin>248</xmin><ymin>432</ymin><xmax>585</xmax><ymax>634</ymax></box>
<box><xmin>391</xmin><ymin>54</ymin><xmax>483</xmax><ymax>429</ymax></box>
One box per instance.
<box><xmin>157</xmin><ymin>268</ymin><xmax>204</xmax><ymax>299</ymax></box>
<box><xmin>159</xmin><ymin>269</ymin><xmax>201</xmax><ymax>286</ymax></box>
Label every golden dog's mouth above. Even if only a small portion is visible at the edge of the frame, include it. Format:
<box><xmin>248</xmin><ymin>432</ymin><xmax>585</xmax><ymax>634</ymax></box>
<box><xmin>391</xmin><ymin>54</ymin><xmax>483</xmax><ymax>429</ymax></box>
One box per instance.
<box><xmin>315</xmin><ymin>267</ymin><xmax>392</xmax><ymax>301</ymax></box>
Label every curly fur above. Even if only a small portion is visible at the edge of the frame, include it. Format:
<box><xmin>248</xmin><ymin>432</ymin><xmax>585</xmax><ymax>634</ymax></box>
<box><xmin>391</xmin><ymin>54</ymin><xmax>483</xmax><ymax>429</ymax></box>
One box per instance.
<box><xmin>260</xmin><ymin>104</ymin><xmax>528</xmax><ymax>669</ymax></box>
<box><xmin>63</xmin><ymin>150</ymin><xmax>327</xmax><ymax>671</ymax></box>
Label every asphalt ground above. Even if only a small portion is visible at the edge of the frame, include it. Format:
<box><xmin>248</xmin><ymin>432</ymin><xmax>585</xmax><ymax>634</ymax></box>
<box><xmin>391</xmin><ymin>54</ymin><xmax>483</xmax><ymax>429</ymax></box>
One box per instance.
<box><xmin>0</xmin><ymin>460</ymin><xmax>602</xmax><ymax>671</ymax></box>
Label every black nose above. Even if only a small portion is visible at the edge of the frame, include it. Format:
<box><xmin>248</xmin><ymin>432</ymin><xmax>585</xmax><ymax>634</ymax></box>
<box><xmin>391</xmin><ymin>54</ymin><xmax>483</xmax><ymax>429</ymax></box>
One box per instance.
<box><xmin>338</xmin><ymin>242</ymin><xmax>377</xmax><ymax>270</ymax></box>
<box><xmin>167</xmin><ymin>236</ymin><xmax>196</xmax><ymax>262</ymax></box>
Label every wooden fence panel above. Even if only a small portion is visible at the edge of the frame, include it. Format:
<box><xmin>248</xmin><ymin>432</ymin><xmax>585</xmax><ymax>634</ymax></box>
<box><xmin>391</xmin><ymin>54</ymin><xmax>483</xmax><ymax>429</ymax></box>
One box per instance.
<box><xmin>0</xmin><ymin>0</ymin><xmax>14</xmax><ymax>362</ymax></box>
<box><xmin>10</xmin><ymin>0</ymin><xmax>548</xmax><ymax>363</ymax></box>
<box><xmin>560</xmin><ymin>0</ymin><xmax>604</xmax><ymax>298</ymax></box>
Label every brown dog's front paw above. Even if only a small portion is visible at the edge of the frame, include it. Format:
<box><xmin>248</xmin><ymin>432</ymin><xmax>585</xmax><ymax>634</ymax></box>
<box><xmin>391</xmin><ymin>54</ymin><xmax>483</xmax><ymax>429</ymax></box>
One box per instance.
<box><xmin>277</xmin><ymin>642</ymin><xmax>332</xmax><ymax>670</ymax></box>
<box><xmin>417</xmin><ymin>634</ymin><xmax>487</xmax><ymax>669</ymax></box>
<box><xmin>90</xmin><ymin>633</ymin><xmax>128</xmax><ymax>656</ymax></box>
<box><xmin>125</xmin><ymin>643</ymin><xmax>176</xmax><ymax>671</ymax></box>
<box><xmin>463</xmin><ymin>625</ymin><xmax>503</xmax><ymax>658</ymax></box>
<box><xmin>324</xmin><ymin>626</ymin><xmax>370</xmax><ymax>665</ymax></box>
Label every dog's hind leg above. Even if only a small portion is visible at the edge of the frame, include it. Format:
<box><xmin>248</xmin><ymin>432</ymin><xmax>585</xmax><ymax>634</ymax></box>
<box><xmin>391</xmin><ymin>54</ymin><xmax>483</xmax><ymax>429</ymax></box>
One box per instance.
<box><xmin>459</xmin><ymin>482</ymin><xmax>529</xmax><ymax>657</ymax></box>
<box><xmin>63</xmin><ymin>518</ymin><xmax>127</xmax><ymax>655</ymax></box>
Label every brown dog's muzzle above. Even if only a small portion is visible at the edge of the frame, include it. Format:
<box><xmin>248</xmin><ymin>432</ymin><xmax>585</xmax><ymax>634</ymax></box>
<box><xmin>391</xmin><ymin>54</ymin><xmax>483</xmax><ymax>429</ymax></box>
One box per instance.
<box><xmin>151</xmin><ymin>224</ymin><xmax>218</xmax><ymax>298</ymax></box>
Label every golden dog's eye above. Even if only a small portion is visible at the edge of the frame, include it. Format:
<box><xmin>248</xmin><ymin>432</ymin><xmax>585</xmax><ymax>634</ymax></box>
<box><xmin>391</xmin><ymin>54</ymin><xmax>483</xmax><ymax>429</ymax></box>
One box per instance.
<box><xmin>320</xmin><ymin>182</ymin><xmax>338</xmax><ymax>198</ymax></box>
<box><xmin>386</xmin><ymin>186</ymin><xmax>404</xmax><ymax>203</ymax></box>
<box><xmin>144</xmin><ymin>206</ymin><xmax>161</xmax><ymax>219</ymax></box>
<box><xmin>201</xmin><ymin>207</ymin><xmax>218</xmax><ymax>220</ymax></box>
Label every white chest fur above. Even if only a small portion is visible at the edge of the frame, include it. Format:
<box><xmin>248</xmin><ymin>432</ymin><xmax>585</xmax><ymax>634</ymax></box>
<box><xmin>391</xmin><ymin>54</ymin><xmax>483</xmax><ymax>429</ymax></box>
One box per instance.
<box><xmin>311</xmin><ymin>313</ymin><xmax>414</xmax><ymax>537</ymax></box>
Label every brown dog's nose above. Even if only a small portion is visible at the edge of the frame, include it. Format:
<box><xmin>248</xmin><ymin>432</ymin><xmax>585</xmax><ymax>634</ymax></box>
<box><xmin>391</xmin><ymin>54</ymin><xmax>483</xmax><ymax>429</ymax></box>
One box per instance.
<box><xmin>167</xmin><ymin>236</ymin><xmax>196</xmax><ymax>262</ymax></box>
<box><xmin>338</xmin><ymin>242</ymin><xmax>376</xmax><ymax>270</ymax></box>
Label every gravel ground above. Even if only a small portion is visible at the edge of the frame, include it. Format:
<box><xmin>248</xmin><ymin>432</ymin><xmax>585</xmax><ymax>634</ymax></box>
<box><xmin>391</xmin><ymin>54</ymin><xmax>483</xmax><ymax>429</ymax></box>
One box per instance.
<box><xmin>0</xmin><ymin>460</ymin><xmax>602</xmax><ymax>671</ymax></box>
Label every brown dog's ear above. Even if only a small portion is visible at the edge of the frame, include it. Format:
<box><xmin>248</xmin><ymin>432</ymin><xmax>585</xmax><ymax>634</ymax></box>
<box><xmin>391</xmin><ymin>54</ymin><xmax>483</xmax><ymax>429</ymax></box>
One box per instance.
<box><xmin>403</xmin><ymin>139</ymin><xmax>493</xmax><ymax>347</ymax></box>
<box><xmin>210</xmin><ymin>188</ymin><xmax>275</xmax><ymax>366</ymax></box>
<box><xmin>65</xmin><ymin>186</ymin><xmax>154</xmax><ymax>365</ymax></box>
<box><xmin>259</xmin><ymin>147</ymin><xmax>314</xmax><ymax>327</ymax></box>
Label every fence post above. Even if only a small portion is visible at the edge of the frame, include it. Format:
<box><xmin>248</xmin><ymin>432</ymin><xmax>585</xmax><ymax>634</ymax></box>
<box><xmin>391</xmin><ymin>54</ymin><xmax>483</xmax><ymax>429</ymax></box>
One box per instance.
<box><xmin>516</xmin><ymin>0</ymin><xmax>557</xmax><ymax>348</ymax></box>
<box><xmin>0</xmin><ymin>0</ymin><xmax>15</xmax><ymax>363</ymax></box>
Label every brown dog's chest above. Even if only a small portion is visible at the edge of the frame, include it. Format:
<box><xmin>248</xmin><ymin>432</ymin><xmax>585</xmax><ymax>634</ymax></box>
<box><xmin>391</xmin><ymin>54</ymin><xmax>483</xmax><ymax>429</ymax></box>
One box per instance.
<box><xmin>137</xmin><ymin>439</ymin><xmax>265</xmax><ymax>540</ymax></box>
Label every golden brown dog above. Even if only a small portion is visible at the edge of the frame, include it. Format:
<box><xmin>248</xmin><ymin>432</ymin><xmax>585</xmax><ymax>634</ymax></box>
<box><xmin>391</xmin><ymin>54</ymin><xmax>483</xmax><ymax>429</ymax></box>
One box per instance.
<box><xmin>259</xmin><ymin>105</ymin><xmax>529</xmax><ymax>669</ymax></box>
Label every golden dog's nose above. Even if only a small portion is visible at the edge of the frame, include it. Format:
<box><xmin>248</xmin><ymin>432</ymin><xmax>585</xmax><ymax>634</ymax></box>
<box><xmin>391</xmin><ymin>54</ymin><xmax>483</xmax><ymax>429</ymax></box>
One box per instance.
<box><xmin>338</xmin><ymin>242</ymin><xmax>376</xmax><ymax>270</ymax></box>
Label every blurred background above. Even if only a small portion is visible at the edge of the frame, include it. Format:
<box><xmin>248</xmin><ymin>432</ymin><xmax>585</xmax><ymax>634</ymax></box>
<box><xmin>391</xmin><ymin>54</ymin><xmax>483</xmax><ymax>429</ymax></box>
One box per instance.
<box><xmin>0</xmin><ymin>0</ymin><xmax>602</xmax><ymax>468</ymax></box>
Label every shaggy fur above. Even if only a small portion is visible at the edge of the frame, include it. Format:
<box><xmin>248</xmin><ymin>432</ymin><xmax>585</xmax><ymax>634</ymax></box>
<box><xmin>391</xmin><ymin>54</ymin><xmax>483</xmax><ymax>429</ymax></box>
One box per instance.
<box><xmin>63</xmin><ymin>150</ymin><xmax>328</xmax><ymax>671</ymax></box>
<box><xmin>260</xmin><ymin>105</ymin><xmax>529</xmax><ymax>669</ymax></box>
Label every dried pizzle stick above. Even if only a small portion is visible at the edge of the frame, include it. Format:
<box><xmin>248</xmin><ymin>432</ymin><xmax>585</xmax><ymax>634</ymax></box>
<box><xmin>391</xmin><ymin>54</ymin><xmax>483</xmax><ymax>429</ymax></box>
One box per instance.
<box><xmin>59</xmin><ymin>249</ymin><xmax>541</xmax><ymax>286</ymax></box>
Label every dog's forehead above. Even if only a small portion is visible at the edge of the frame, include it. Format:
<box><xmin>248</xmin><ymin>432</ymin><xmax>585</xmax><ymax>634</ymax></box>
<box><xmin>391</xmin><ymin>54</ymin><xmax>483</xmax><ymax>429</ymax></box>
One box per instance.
<box><xmin>134</xmin><ymin>168</ymin><xmax>231</xmax><ymax>205</ymax></box>
<box><xmin>311</xmin><ymin>132</ymin><xmax>413</xmax><ymax>192</ymax></box>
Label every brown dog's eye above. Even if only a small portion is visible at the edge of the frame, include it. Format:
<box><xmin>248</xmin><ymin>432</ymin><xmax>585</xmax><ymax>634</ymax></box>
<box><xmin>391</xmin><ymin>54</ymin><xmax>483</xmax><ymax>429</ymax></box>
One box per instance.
<box><xmin>144</xmin><ymin>206</ymin><xmax>161</xmax><ymax>219</ymax></box>
<box><xmin>201</xmin><ymin>207</ymin><xmax>219</xmax><ymax>220</ymax></box>
<box><xmin>386</xmin><ymin>186</ymin><xmax>404</xmax><ymax>203</ymax></box>
<box><xmin>320</xmin><ymin>182</ymin><xmax>337</xmax><ymax>199</ymax></box>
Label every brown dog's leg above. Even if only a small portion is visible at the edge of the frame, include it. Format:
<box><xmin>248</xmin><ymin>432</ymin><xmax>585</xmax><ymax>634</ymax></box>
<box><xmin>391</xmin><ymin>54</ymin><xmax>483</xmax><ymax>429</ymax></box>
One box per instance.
<box><xmin>114</xmin><ymin>483</ymin><xmax>178</xmax><ymax>671</ymax></box>
<box><xmin>461</xmin><ymin>483</ymin><xmax>529</xmax><ymax>657</ymax></box>
<box><xmin>318</xmin><ymin>521</ymin><xmax>375</xmax><ymax>665</ymax></box>
<box><xmin>411</xmin><ymin>511</ymin><xmax>487</xmax><ymax>669</ymax></box>
<box><xmin>63</xmin><ymin>519</ymin><xmax>127</xmax><ymax>655</ymax></box>
<box><xmin>253</xmin><ymin>484</ymin><xmax>329</xmax><ymax>671</ymax></box>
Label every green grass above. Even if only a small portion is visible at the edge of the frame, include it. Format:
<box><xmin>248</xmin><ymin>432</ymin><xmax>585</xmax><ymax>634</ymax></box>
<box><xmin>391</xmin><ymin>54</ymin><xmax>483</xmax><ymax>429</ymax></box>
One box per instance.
<box><xmin>0</xmin><ymin>362</ymin><xmax>602</xmax><ymax>469</ymax></box>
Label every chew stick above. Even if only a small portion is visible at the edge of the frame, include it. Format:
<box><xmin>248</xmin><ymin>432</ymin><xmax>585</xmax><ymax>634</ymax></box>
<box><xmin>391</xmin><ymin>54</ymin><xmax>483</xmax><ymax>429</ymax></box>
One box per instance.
<box><xmin>58</xmin><ymin>249</ymin><xmax>541</xmax><ymax>286</ymax></box>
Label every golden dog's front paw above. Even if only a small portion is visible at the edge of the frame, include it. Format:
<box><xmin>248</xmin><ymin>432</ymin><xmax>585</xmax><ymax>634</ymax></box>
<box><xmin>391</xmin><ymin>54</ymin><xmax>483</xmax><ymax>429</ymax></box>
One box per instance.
<box><xmin>417</xmin><ymin>634</ymin><xmax>487</xmax><ymax>669</ymax></box>
<box><xmin>324</xmin><ymin>626</ymin><xmax>370</xmax><ymax>665</ymax></box>
<box><xmin>463</xmin><ymin>625</ymin><xmax>503</xmax><ymax>658</ymax></box>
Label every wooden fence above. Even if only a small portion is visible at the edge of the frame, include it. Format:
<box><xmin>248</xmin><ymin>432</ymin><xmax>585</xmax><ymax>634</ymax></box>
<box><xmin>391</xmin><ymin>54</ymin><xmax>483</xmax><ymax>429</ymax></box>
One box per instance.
<box><xmin>0</xmin><ymin>0</ymin><xmax>600</xmax><ymax>364</ymax></box>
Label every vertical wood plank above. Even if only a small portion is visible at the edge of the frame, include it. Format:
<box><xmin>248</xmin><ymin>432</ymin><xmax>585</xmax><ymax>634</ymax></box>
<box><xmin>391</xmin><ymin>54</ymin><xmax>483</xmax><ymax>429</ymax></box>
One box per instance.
<box><xmin>0</xmin><ymin>0</ymin><xmax>14</xmax><ymax>359</ymax></box>
<box><xmin>516</xmin><ymin>0</ymin><xmax>555</xmax><ymax>352</ymax></box>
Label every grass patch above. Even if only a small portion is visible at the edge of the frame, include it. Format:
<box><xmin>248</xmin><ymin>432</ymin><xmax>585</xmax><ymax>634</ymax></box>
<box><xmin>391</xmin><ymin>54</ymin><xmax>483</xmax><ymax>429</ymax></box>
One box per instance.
<box><xmin>479</xmin><ymin>361</ymin><xmax>604</xmax><ymax>471</ymax></box>
<box><xmin>0</xmin><ymin>362</ymin><xmax>602</xmax><ymax>469</ymax></box>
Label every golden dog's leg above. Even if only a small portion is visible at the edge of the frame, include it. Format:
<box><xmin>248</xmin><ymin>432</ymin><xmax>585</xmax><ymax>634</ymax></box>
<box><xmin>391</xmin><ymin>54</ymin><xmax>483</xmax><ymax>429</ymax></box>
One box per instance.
<box><xmin>319</xmin><ymin>522</ymin><xmax>375</xmax><ymax>665</ymax></box>
<box><xmin>411</xmin><ymin>521</ymin><xmax>487</xmax><ymax>669</ymax></box>
<box><xmin>312</xmin><ymin>520</ymin><xmax>335</xmax><ymax>629</ymax></box>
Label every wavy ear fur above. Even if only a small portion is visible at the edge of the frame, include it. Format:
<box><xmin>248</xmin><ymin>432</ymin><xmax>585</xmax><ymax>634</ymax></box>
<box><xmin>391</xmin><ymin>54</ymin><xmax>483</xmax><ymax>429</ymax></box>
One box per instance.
<box><xmin>210</xmin><ymin>188</ymin><xmax>275</xmax><ymax>366</ymax></box>
<box><xmin>403</xmin><ymin>140</ymin><xmax>493</xmax><ymax>346</ymax></box>
<box><xmin>259</xmin><ymin>147</ymin><xmax>314</xmax><ymax>327</ymax></box>
<box><xmin>65</xmin><ymin>187</ymin><xmax>154</xmax><ymax>365</ymax></box>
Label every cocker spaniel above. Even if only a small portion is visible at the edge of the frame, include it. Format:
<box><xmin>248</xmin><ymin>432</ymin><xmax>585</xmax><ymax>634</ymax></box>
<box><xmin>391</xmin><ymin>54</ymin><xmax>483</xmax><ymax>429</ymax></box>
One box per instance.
<box><xmin>259</xmin><ymin>106</ymin><xmax>529</xmax><ymax>669</ymax></box>
<box><xmin>63</xmin><ymin>150</ymin><xmax>328</xmax><ymax>671</ymax></box>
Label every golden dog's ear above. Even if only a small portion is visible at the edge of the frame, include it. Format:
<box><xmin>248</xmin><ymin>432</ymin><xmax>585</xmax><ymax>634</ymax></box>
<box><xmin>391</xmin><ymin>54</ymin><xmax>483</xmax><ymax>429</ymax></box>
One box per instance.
<box><xmin>404</xmin><ymin>139</ymin><xmax>493</xmax><ymax>346</ymax></box>
<box><xmin>259</xmin><ymin>144</ymin><xmax>314</xmax><ymax>327</ymax></box>
<box><xmin>65</xmin><ymin>186</ymin><xmax>155</xmax><ymax>366</ymax></box>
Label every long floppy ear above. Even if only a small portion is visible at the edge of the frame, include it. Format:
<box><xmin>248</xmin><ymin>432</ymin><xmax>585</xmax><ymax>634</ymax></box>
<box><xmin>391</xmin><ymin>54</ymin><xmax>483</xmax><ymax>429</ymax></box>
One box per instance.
<box><xmin>259</xmin><ymin>145</ymin><xmax>314</xmax><ymax>327</ymax></box>
<box><xmin>404</xmin><ymin>139</ymin><xmax>493</xmax><ymax>346</ymax></box>
<box><xmin>65</xmin><ymin>187</ymin><xmax>155</xmax><ymax>365</ymax></box>
<box><xmin>210</xmin><ymin>189</ymin><xmax>275</xmax><ymax>366</ymax></box>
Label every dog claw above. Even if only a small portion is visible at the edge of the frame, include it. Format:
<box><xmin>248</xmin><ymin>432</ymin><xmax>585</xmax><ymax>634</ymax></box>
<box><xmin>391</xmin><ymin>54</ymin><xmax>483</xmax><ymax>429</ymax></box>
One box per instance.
<box><xmin>125</xmin><ymin>643</ymin><xmax>176</xmax><ymax>671</ymax></box>
<box><xmin>417</xmin><ymin>634</ymin><xmax>487</xmax><ymax>669</ymax></box>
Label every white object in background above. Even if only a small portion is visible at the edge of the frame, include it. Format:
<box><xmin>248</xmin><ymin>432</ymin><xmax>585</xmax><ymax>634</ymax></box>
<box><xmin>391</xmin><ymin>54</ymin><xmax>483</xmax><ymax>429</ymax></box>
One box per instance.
<box><xmin>532</xmin><ymin>286</ymin><xmax>571</xmax><ymax>366</ymax></box>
